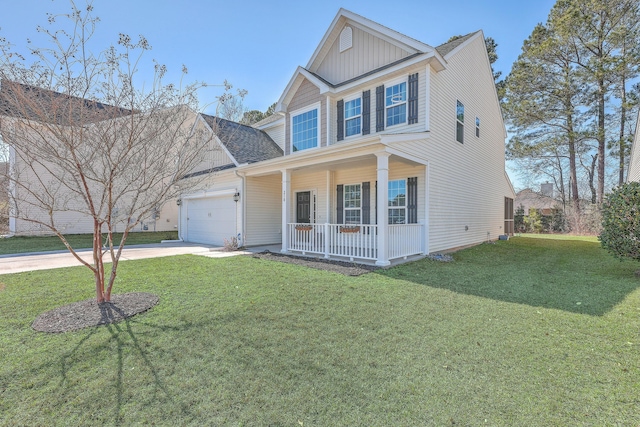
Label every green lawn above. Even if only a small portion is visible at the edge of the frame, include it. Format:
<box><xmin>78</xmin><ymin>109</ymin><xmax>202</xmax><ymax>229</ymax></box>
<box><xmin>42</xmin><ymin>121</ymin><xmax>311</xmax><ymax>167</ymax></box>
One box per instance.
<box><xmin>1</xmin><ymin>236</ymin><xmax>639</xmax><ymax>425</ymax></box>
<box><xmin>0</xmin><ymin>231</ymin><xmax>179</xmax><ymax>255</ymax></box>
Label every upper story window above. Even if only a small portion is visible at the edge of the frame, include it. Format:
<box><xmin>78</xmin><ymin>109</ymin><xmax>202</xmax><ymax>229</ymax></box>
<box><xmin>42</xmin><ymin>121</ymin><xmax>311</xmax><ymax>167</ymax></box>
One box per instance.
<box><xmin>291</xmin><ymin>103</ymin><xmax>320</xmax><ymax>152</ymax></box>
<box><xmin>344</xmin><ymin>97</ymin><xmax>362</xmax><ymax>137</ymax></box>
<box><xmin>475</xmin><ymin>117</ymin><xmax>480</xmax><ymax>138</ymax></box>
<box><xmin>386</xmin><ymin>81</ymin><xmax>407</xmax><ymax>127</ymax></box>
<box><xmin>388</xmin><ymin>179</ymin><xmax>406</xmax><ymax>224</ymax></box>
<box><xmin>456</xmin><ymin>100</ymin><xmax>464</xmax><ymax>144</ymax></box>
<box><xmin>344</xmin><ymin>184</ymin><xmax>361</xmax><ymax>224</ymax></box>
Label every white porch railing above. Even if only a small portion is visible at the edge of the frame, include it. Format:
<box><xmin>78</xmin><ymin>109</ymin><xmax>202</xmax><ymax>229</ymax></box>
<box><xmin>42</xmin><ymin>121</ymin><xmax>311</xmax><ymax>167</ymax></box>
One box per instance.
<box><xmin>287</xmin><ymin>223</ymin><xmax>423</xmax><ymax>262</ymax></box>
<box><xmin>388</xmin><ymin>224</ymin><xmax>424</xmax><ymax>259</ymax></box>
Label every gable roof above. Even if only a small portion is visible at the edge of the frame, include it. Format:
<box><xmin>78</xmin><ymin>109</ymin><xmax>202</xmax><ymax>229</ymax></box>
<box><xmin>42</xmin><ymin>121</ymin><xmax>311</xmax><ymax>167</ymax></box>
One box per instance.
<box><xmin>306</xmin><ymin>8</ymin><xmax>436</xmax><ymax>72</ymax></box>
<box><xmin>200</xmin><ymin>114</ymin><xmax>283</xmax><ymax>164</ymax></box>
<box><xmin>0</xmin><ymin>80</ymin><xmax>130</xmax><ymax>125</ymax></box>
<box><xmin>435</xmin><ymin>32</ymin><xmax>478</xmax><ymax>58</ymax></box>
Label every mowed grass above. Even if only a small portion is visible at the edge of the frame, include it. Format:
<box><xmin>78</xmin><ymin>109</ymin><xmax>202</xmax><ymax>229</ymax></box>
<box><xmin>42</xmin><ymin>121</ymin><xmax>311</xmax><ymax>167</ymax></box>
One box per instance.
<box><xmin>0</xmin><ymin>236</ymin><xmax>639</xmax><ymax>426</ymax></box>
<box><xmin>0</xmin><ymin>231</ymin><xmax>179</xmax><ymax>255</ymax></box>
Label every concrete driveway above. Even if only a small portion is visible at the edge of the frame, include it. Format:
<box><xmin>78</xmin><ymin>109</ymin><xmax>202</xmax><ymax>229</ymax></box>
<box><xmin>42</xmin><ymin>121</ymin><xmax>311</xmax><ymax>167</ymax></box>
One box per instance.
<box><xmin>0</xmin><ymin>242</ymin><xmax>274</xmax><ymax>274</ymax></box>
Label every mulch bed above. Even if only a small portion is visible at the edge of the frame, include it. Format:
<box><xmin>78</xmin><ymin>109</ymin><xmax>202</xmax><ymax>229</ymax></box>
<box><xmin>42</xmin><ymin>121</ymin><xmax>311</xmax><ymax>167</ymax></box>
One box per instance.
<box><xmin>249</xmin><ymin>251</ymin><xmax>380</xmax><ymax>276</ymax></box>
<box><xmin>32</xmin><ymin>292</ymin><xmax>159</xmax><ymax>333</ymax></box>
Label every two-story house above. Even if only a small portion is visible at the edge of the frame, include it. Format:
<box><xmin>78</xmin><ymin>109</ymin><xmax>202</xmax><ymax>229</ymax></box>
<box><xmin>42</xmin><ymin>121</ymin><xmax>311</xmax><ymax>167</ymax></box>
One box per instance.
<box><xmin>178</xmin><ymin>9</ymin><xmax>515</xmax><ymax>265</ymax></box>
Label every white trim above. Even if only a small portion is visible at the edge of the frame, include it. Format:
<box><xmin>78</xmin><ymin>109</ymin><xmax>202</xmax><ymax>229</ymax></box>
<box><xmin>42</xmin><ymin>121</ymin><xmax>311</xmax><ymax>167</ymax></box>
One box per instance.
<box><xmin>343</xmin><ymin>92</ymin><xmax>363</xmax><ymax>139</ymax></box>
<box><xmin>384</xmin><ymin>77</ymin><xmax>409</xmax><ymax>129</ymax></box>
<box><xmin>289</xmin><ymin>102</ymin><xmax>322</xmax><ymax>154</ymax></box>
<box><xmin>423</xmin><ymin>164</ymin><xmax>429</xmax><ymax>255</ymax></box>
<box><xmin>181</xmin><ymin>188</ymin><xmax>237</xmax><ymax>200</ymax></box>
<box><xmin>276</xmin><ymin>68</ymin><xmax>331</xmax><ymax>112</ymax></box>
<box><xmin>342</xmin><ymin>182</ymin><xmax>363</xmax><ymax>225</ymax></box>
<box><xmin>387</xmin><ymin>178</ymin><xmax>407</xmax><ymax>225</ymax></box>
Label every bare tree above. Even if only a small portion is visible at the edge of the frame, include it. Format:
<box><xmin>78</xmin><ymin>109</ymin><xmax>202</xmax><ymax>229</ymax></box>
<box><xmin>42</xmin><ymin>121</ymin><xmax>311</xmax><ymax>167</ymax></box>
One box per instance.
<box><xmin>0</xmin><ymin>1</ymin><xmax>241</xmax><ymax>302</ymax></box>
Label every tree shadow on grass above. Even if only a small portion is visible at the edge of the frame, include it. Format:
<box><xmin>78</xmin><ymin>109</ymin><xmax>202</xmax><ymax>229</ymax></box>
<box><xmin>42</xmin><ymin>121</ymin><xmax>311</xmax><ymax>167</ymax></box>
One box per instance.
<box><xmin>378</xmin><ymin>238</ymin><xmax>640</xmax><ymax>316</ymax></box>
<box><xmin>56</xmin><ymin>314</ymin><xmax>201</xmax><ymax>425</ymax></box>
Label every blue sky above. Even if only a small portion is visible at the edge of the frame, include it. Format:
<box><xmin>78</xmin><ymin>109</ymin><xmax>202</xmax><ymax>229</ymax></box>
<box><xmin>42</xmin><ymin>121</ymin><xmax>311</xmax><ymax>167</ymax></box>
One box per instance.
<box><xmin>2</xmin><ymin>0</ymin><xmax>557</xmax><ymax>113</ymax></box>
<box><xmin>1</xmin><ymin>0</ymin><xmax>559</xmax><ymax>189</ymax></box>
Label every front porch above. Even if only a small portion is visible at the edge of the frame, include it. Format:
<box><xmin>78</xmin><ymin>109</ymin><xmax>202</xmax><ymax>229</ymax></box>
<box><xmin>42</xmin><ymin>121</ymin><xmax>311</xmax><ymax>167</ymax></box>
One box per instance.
<box><xmin>286</xmin><ymin>222</ymin><xmax>424</xmax><ymax>263</ymax></box>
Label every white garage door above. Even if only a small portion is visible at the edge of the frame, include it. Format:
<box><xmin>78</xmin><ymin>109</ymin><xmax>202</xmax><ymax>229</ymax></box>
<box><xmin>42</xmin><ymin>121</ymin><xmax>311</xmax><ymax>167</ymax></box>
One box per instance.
<box><xmin>185</xmin><ymin>196</ymin><xmax>237</xmax><ymax>246</ymax></box>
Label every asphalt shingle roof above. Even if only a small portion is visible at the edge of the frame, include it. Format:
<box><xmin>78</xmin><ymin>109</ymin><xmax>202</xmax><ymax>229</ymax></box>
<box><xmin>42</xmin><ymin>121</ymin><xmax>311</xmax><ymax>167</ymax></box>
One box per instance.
<box><xmin>201</xmin><ymin>114</ymin><xmax>283</xmax><ymax>164</ymax></box>
<box><xmin>435</xmin><ymin>32</ymin><xmax>477</xmax><ymax>57</ymax></box>
<box><xmin>0</xmin><ymin>80</ymin><xmax>130</xmax><ymax>125</ymax></box>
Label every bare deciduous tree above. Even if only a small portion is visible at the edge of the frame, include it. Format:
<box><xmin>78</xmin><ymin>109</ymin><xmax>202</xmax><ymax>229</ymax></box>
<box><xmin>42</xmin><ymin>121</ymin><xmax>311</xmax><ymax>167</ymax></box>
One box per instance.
<box><xmin>0</xmin><ymin>1</ymin><xmax>242</xmax><ymax>302</ymax></box>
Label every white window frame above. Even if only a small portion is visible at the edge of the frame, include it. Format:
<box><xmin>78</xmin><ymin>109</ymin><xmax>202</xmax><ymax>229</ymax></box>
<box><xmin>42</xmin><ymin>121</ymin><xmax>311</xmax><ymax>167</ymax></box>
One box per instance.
<box><xmin>290</xmin><ymin>102</ymin><xmax>321</xmax><ymax>153</ymax></box>
<box><xmin>343</xmin><ymin>93</ymin><xmax>362</xmax><ymax>138</ymax></box>
<box><xmin>388</xmin><ymin>179</ymin><xmax>407</xmax><ymax>224</ymax></box>
<box><xmin>343</xmin><ymin>183</ymin><xmax>362</xmax><ymax>224</ymax></box>
<box><xmin>385</xmin><ymin>77</ymin><xmax>408</xmax><ymax>128</ymax></box>
<box><xmin>456</xmin><ymin>100</ymin><xmax>464</xmax><ymax>144</ymax></box>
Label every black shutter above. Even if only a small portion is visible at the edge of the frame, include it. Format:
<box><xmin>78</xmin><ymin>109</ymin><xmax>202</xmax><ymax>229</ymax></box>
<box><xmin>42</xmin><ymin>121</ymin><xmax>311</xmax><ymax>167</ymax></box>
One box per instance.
<box><xmin>408</xmin><ymin>73</ymin><xmax>419</xmax><ymax>124</ymax></box>
<box><xmin>362</xmin><ymin>182</ymin><xmax>370</xmax><ymax>224</ymax></box>
<box><xmin>375</xmin><ymin>85</ymin><xmax>385</xmax><ymax>132</ymax></box>
<box><xmin>337</xmin><ymin>99</ymin><xmax>344</xmax><ymax>142</ymax></box>
<box><xmin>362</xmin><ymin>90</ymin><xmax>370</xmax><ymax>135</ymax></box>
<box><xmin>336</xmin><ymin>184</ymin><xmax>344</xmax><ymax>224</ymax></box>
<box><xmin>407</xmin><ymin>177</ymin><xmax>418</xmax><ymax>224</ymax></box>
<box><xmin>375</xmin><ymin>181</ymin><xmax>378</xmax><ymax>224</ymax></box>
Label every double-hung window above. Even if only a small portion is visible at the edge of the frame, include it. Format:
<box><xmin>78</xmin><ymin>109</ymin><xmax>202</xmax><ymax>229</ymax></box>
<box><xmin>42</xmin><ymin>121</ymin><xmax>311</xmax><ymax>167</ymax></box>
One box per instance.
<box><xmin>386</xmin><ymin>81</ymin><xmax>407</xmax><ymax>127</ymax></box>
<box><xmin>343</xmin><ymin>184</ymin><xmax>361</xmax><ymax>224</ymax></box>
<box><xmin>344</xmin><ymin>97</ymin><xmax>362</xmax><ymax>137</ymax></box>
<box><xmin>291</xmin><ymin>104</ymin><xmax>320</xmax><ymax>152</ymax></box>
<box><xmin>388</xmin><ymin>179</ymin><xmax>406</xmax><ymax>224</ymax></box>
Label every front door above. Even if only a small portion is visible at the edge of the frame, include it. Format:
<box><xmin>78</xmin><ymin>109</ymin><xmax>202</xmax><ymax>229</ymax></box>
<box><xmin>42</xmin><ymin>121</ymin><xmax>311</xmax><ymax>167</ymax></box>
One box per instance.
<box><xmin>296</xmin><ymin>191</ymin><xmax>311</xmax><ymax>223</ymax></box>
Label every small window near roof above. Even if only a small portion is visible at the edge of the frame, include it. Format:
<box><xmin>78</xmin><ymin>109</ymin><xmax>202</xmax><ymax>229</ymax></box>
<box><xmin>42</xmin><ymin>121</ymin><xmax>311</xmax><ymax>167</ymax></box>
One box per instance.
<box><xmin>340</xmin><ymin>27</ymin><xmax>353</xmax><ymax>52</ymax></box>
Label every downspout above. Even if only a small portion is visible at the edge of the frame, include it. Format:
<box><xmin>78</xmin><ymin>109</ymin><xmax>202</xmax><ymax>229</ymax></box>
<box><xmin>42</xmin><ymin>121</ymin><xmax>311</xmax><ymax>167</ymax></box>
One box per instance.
<box><xmin>234</xmin><ymin>169</ymin><xmax>246</xmax><ymax>246</ymax></box>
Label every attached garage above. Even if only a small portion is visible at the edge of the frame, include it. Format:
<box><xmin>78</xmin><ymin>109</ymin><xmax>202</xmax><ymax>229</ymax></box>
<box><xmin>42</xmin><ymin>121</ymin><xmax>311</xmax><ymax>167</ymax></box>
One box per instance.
<box><xmin>181</xmin><ymin>193</ymin><xmax>238</xmax><ymax>246</ymax></box>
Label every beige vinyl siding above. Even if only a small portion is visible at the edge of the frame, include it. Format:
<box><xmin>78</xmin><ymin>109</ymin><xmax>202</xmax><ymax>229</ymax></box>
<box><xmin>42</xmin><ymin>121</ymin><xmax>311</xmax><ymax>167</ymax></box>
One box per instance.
<box><xmin>316</xmin><ymin>25</ymin><xmax>412</xmax><ymax>85</ymax></box>
<box><xmin>262</xmin><ymin>123</ymin><xmax>285</xmax><ymax>152</ymax></box>
<box><xmin>284</xmin><ymin>161</ymin><xmax>424</xmax><ymax>225</ymax></box>
<box><xmin>285</xmin><ymin>79</ymin><xmax>326</xmax><ymax>155</ymax></box>
<box><xmin>328</xmin><ymin>64</ymin><xmax>427</xmax><ymax>146</ymax></box>
<box><xmin>392</xmin><ymin>35</ymin><xmax>509</xmax><ymax>252</ymax></box>
<box><xmin>245</xmin><ymin>174</ymin><xmax>281</xmax><ymax>246</ymax></box>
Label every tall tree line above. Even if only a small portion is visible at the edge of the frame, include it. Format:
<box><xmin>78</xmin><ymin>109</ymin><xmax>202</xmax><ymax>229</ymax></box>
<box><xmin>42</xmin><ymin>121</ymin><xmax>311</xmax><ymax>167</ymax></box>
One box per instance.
<box><xmin>504</xmin><ymin>0</ymin><xmax>640</xmax><ymax>211</ymax></box>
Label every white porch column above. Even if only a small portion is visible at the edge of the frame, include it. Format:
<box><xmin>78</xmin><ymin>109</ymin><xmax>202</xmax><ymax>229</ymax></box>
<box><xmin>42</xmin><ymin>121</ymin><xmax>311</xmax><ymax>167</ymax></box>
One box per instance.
<box><xmin>281</xmin><ymin>169</ymin><xmax>291</xmax><ymax>253</ymax></box>
<box><xmin>376</xmin><ymin>152</ymin><xmax>391</xmax><ymax>266</ymax></box>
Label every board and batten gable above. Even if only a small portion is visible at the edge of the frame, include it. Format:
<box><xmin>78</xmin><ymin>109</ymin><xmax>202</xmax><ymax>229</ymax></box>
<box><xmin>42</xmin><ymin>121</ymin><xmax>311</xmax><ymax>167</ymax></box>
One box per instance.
<box><xmin>285</xmin><ymin>79</ymin><xmax>327</xmax><ymax>155</ymax></box>
<box><xmin>392</xmin><ymin>33</ymin><xmax>512</xmax><ymax>252</ymax></box>
<box><xmin>314</xmin><ymin>24</ymin><xmax>414</xmax><ymax>85</ymax></box>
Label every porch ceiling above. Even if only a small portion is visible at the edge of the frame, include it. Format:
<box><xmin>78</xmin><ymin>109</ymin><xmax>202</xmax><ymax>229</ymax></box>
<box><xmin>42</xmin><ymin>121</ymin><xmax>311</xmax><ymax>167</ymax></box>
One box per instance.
<box><xmin>239</xmin><ymin>140</ymin><xmax>427</xmax><ymax>177</ymax></box>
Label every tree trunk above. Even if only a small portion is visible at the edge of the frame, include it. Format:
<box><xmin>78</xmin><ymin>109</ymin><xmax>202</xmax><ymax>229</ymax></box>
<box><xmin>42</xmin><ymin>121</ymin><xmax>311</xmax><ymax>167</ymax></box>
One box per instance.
<box><xmin>566</xmin><ymin>109</ymin><xmax>580</xmax><ymax>213</ymax></box>
<box><xmin>589</xmin><ymin>153</ymin><xmax>598</xmax><ymax>205</ymax></box>
<box><xmin>597</xmin><ymin>76</ymin><xmax>606</xmax><ymax>205</ymax></box>
<box><xmin>618</xmin><ymin>73</ymin><xmax>627</xmax><ymax>185</ymax></box>
<box><xmin>93</xmin><ymin>220</ymin><xmax>107</xmax><ymax>303</ymax></box>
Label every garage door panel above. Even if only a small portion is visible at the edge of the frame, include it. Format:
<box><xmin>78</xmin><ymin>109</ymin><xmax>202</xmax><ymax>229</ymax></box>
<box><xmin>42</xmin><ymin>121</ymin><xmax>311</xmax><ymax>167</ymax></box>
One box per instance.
<box><xmin>185</xmin><ymin>197</ymin><xmax>236</xmax><ymax>245</ymax></box>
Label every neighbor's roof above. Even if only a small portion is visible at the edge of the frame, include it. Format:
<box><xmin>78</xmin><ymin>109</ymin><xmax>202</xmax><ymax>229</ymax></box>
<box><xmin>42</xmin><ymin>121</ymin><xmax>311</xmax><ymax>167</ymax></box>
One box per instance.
<box><xmin>200</xmin><ymin>114</ymin><xmax>283</xmax><ymax>164</ymax></box>
<box><xmin>0</xmin><ymin>80</ymin><xmax>130</xmax><ymax>125</ymax></box>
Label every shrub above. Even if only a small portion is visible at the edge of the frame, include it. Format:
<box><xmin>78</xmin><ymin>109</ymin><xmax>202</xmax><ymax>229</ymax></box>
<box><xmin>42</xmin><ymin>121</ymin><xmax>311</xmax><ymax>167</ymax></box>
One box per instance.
<box><xmin>599</xmin><ymin>182</ymin><xmax>640</xmax><ymax>261</ymax></box>
<box><xmin>223</xmin><ymin>236</ymin><xmax>239</xmax><ymax>251</ymax></box>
